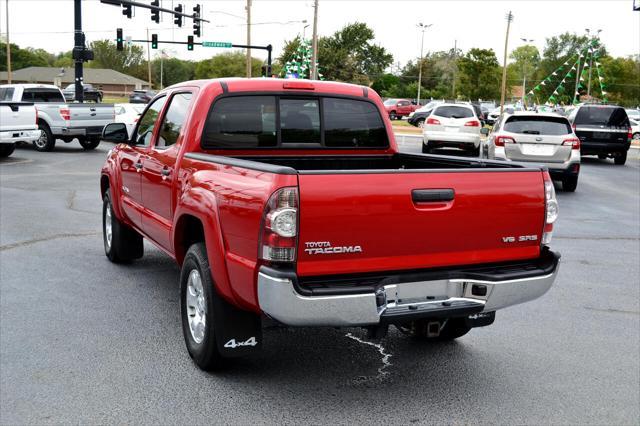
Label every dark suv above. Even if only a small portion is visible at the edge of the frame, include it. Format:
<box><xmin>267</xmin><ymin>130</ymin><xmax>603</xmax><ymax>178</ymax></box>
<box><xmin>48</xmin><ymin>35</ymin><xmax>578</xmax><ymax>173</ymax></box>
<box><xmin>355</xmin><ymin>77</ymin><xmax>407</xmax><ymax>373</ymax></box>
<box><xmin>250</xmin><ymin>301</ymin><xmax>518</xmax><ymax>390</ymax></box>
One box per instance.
<box><xmin>567</xmin><ymin>104</ymin><xmax>631</xmax><ymax>165</ymax></box>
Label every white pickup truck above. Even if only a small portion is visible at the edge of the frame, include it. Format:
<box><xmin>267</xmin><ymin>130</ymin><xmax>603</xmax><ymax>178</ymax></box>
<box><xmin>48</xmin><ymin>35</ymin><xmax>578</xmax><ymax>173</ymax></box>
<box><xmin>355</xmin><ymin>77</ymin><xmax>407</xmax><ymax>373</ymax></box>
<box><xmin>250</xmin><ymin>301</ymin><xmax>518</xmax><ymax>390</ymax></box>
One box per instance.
<box><xmin>0</xmin><ymin>84</ymin><xmax>114</xmax><ymax>151</ymax></box>
<box><xmin>0</xmin><ymin>102</ymin><xmax>41</xmax><ymax>157</ymax></box>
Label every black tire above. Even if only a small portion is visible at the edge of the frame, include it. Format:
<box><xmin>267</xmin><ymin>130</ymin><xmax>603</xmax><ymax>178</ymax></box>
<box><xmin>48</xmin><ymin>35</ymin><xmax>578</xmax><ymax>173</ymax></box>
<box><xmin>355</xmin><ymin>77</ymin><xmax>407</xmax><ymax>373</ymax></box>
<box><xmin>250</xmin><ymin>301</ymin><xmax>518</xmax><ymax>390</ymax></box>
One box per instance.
<box><xmin>180</xmin><ymin>243</ymin><xmax>225</xmax><ymax>371</ymax></box>
<box><xmin>0</xmin><ymin>143</ymin><xmax>16</xmax><ymax>158</ymax></box>
<box><xmin>416</xmin><ymin>118</ymin><xmax>425</xmax><ymax>128</ymax></box>
<box><xmin>389</xmin><ymin>112</ymin><xmax>397</xmax><ymax>120</ymax></box>
<box><xmin>79</xmin><ymin>137</ymin><xmax>100</xmax><ymax>150</ymax></box>
<box><xmin>471</xmin><ymin>146</ymin><xmax>481</xmax><ymax>157</ymax></box>
<box><xmin>614</xmin><ymin>151</ymin><xmax>627</xmax><ymax>165</ymax></box>
<box><xmin>562</xmin><ymin>175</ymin><xmax>578</xmax><ymax>192</ymax></box>
<box><xmin>404</xmin><ymin>317</ymin><xmax>471</xmax><ymax>341</ymax></box>
<box><xmin>422</xmin><ymin>144</ymin><xmax>431</xmax><ymax>154</ymax></box>
<box><xmin>102</xmin><ymin>191</ymin><xmax>143</xmax><ymax>263</ymax></box>
<box><xmin>33</xmin><ymin>122</ymin><xmax>55</xmax><ymax>152</ymax></box>
<box><xmin>96</xmin><ymin>95</ymin><xmax>103</xmax><ymax>103</ymax></box>
<box><xmin>633</xmin><ymin>133</ymin><xmax>640</xmax><ymax>141</ymax></box>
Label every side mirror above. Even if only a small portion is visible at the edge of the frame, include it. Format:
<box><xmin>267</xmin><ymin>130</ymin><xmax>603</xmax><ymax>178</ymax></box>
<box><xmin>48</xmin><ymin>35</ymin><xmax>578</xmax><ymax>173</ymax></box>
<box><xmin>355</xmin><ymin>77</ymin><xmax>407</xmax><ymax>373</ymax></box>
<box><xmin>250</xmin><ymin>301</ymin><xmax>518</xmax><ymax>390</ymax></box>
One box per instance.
<box><xmin>102</xmin><ymin>122</ymin><xmax>130</xmax><ymax>144</ymax></box>
<box><xmin>481</xmin><ymin>127</ymin><xmax>490</xmax><ymax>136</ymax></box>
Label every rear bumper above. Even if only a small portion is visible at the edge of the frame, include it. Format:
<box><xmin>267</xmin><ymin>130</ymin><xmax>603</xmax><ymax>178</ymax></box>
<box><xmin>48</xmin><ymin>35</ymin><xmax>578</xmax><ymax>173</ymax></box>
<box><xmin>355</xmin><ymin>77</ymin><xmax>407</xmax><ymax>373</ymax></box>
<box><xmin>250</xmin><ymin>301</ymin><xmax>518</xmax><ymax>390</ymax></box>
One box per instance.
<box><xmin>424</xmin><ymin>131</ymin><xmax>481</xmax><ymax>147</ymax></box>
<box><xmin>580</xmin><ymin>141</ymin><xmax>630</xmax><ymax>155</ymax></box>
<box><xmin>0</xmin><ymin>129</ymin><xmax>41</xmax><ymax>144</ymax></box>
<box><xmin>258</xmin><ymin>251</ymin><xmax>560</xmax><ymax>327</ymax></box>
<box><xmin>492</xmin><ymin>147</ymin><xmax>580</xmax><ymax>178</ymax></box>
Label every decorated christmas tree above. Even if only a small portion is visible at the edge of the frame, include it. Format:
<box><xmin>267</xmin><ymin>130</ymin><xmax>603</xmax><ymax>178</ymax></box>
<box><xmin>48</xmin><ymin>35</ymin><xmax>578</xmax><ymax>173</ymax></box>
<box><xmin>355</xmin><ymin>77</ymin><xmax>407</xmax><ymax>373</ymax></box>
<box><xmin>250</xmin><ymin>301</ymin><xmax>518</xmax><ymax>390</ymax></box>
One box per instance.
<box><xmin>281</xmin><ymin>38</ymin><xmax>323</xmax><ymax>80</ymax></box>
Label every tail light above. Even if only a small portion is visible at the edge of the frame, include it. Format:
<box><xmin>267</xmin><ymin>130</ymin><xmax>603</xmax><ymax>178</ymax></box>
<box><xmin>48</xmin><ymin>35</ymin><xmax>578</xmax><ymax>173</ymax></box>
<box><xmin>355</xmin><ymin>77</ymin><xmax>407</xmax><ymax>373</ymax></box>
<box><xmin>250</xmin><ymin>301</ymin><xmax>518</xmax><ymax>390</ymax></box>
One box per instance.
<box><xmin>494</xmin><ymin>135</ymin><xmax>516</xmax><ymax>147</ymax></box>
<box><xmin>562</xmin><ymin>138</ymin><xmax>581</xmax><ymax>150</ymax></box>
<box><xmin>426</xmin><ymin>117</ymin><xmax>441</xmax><ymax>125</ymax></box>
<box><xmin>59</xmin><ymin>106</ymin><xmax>71</xmax><ymax>121</ymax></box>
<box><xmin>464</xmin><ymin>120</ymin><xmax>481</xmax><ymax>127</ymax></box>
<box><xmin>259</xmin><ymin>187</ymin><xmax>298</xmax><ymax>263</ymax></box>
<box><xmin>628</xmin><ymin>128</ymin><xmax>633</xmax><ymax>140</ymax></box>
<box><xmin>542</xmin><ymin>171</ymin><xmax>558</xmax><ymax>245</ymax></box>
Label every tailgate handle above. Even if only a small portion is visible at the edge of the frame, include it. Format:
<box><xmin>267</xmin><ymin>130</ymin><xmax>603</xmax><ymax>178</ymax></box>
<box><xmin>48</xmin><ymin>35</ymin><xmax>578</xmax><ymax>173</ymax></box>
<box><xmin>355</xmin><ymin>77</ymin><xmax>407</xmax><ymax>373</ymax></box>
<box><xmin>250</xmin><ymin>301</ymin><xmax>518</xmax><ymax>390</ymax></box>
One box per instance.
<box><xmin>412</xmin><ymin>189</ymin><xmax>455</xmax><ymax>203</ymax></box>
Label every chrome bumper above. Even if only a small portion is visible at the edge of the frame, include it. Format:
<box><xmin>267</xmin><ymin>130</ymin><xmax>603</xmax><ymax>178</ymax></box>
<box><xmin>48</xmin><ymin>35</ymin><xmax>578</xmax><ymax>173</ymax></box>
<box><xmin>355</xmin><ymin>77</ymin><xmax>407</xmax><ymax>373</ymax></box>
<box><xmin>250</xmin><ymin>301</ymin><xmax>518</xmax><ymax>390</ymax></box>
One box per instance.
<box><xmin>257</xmin><ymin>257</ymin><xmax>559</xmax><ymax>327</ymax></box>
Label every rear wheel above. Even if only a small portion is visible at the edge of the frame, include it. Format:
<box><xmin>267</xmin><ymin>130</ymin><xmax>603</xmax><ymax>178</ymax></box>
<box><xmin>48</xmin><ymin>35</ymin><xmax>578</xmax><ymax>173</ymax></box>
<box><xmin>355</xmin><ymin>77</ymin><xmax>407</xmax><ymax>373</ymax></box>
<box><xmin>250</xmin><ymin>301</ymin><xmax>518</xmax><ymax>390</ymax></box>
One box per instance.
<box><xmin>614</xmin><ymin>151</ymin><xmax>627</xmax><ymax>166</ymax></box>
<box><xmin>389</xmin><ymin>112</ymin><xmax>397</xmax><ymax>120</ymax></box>
<box><xmin>562</xmin><ymin>175</ymin><xmax>578</xmax><ymax>192</ymax></box>
<box><xmin>181</xmin><ymin>243</ymin><xmax>225</xmax><ymax>370</ymax></box>
<box><xmin>34</xmin><ymin>123</ymin><xmax>55</xmax><ymax>152</ymax></box>
<box><xmin>416</xmin><ymin>118</ymin><xmax>425</xmax><ymax>128</ymax></box>
<box><xmin>401</xmin><ymin>317</ymin><xmax>471</xmax><ymax>341</ymax></box>
<box><xmin>0</xmin><ymin>144</ymin><xmax>16</xmax><ymax>158</ymax></box>
<box><xmin>79</xmin><ymin>137</ymin><xmax>100</xmax><ymax>150</ymax></box>
<box><xmin>633</xmin><ymin>133</ymin><xmax>640</xmax><ymax>141</ymax></box>
<box><xmin>103</xmin><ymin>192</ymin><xmax>143</xmax><ymax>263</ymax></box>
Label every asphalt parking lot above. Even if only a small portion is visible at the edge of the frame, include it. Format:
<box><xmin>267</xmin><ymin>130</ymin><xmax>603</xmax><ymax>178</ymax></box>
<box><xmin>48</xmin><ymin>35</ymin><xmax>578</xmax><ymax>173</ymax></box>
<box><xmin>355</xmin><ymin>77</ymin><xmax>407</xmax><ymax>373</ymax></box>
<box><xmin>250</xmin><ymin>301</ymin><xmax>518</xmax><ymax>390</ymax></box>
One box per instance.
<box><xmin>1</xmin><ymin>139</ymin><xmax>639</xmax><ymax>424</ymax></box>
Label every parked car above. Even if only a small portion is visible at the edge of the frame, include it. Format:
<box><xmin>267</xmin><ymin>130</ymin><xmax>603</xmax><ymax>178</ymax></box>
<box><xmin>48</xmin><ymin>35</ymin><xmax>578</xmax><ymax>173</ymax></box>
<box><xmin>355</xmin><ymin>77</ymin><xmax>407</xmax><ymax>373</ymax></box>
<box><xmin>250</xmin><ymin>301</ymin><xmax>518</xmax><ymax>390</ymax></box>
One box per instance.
<box><xmin>0</xmin><ymin>84</ymin><xmax>115</xmax><ymax>151</ymax></box>
<box><xmin>567</xmin><ymin>104</ymin><xmax>631</xmax><ymax>165</ymax></box>
<box><xmin>486</xmin><ymin>112</ymin><xmax>581</xmax><ymax>192</ymax></box>
<box><xmin>114</xmin><ymin>103</ymin><xmax>145</xmax><ymax>138</ymax></box>
<box><xmin>625</xmin><ymin>108</ymin><xmax>640</xmax><ymax>121</ymax></box>
<box><xmin>486</xmin><ymin>104</ymin><xmax>522</xmax><ymax>125</ymax></box>
<box><xmin>383</xmin><ymin>98</ymin><xmax>420</xmax><ymax>120</ymax></box>
<box><xmin>422</xmin><ymin>103</ymin><xmax>482</xmax><ymax>155</ymax></box>
<box><xmin>129</xmin><ymin>89</ymin><xmax>157</xmax><ymax>104</ymax></box>
<box><xmin>100</xmin><ymin>78</ymin><xmax>560</xmax><ymax>370</ymax></box>
<box><xmin>407</xmin><ymin>108</ymin><xmax>433</xmax><ymax>128</ymax></box>
<box><xmin>0</xmin><ymin>101</ymin><xmax>41</xmax><ymax>157</ymax></box>
<box><xmin>630</xmin><ymin>119</ymin><xmax>640</xmax><ymax>141</ymax></box>
<box><xmin>62</xmin><ymin>83</ymin><xmax>103</xmax><ymax>103</ymax></box>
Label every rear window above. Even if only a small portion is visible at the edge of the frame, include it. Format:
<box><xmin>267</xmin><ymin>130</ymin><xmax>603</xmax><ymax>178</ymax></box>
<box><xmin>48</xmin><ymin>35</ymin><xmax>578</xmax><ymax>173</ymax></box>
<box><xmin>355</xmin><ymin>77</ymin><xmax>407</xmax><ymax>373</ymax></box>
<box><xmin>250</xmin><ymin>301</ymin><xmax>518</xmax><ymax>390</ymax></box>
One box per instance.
<box><xmin>504</xmin><ymin>116</ymin><xmax>572</xmax><ymax>135</ymax></box>
<box><xmin>433</xmin><ymin>106</ymin><xmax>474</xmax><ymax>119</ymax></box>
<box><xmin>22</xmin><ymin>88</ymin><xmax>65</xmax><ymax>103</ymax></box>
<box><xmin>202</xmin><ymin>96</ymin><xmax>388</xmax><ymax>149</ymax></box>
<box><xmin>575</xmin><ymin>106</ymin><xmax>629</xmax><ymax>127</ymax></box>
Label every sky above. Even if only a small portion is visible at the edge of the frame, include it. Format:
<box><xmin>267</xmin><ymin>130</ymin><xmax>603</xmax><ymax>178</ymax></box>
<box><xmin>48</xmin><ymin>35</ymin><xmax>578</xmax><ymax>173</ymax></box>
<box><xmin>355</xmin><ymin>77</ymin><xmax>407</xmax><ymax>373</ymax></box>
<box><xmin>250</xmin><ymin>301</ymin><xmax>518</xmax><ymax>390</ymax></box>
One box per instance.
<box><xmin>2</xmin><ymin>0</ymin><xmax>639</xmax><ymax>69</ymax></box>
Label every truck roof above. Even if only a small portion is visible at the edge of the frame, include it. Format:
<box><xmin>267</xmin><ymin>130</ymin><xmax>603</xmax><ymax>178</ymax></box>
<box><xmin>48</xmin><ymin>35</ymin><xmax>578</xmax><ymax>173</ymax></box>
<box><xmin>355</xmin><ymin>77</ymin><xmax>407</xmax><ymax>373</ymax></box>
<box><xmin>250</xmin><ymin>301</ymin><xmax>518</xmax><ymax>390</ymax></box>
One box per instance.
<box><xmin>165</xmin><ymin>78</ymin><xmax>372</xmax><ymax>98</ymax></box>
<box><xmin>0</xmin><ymin>83</ymin><xmax>61</xmax><ymax>90</ymax></box>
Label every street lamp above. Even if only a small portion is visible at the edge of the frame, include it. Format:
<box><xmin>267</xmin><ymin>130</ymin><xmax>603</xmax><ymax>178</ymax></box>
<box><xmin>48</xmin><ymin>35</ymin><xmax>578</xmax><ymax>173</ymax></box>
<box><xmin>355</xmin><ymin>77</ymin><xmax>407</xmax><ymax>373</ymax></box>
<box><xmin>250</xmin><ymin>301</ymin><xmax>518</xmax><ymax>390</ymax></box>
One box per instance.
<box><xmin>303</xmin><ymin>22</ymin><xmax>310</xmax><ymax>39</ymax></box>
<box><xmin>416</xmin><ymin>22</ymin><xmax>432</xmax><ymax>105</ymax></box>
<box><xmin>519</xmin><ymin>38</ymin><xmax>534</xmax><ymax>108</ymax></box>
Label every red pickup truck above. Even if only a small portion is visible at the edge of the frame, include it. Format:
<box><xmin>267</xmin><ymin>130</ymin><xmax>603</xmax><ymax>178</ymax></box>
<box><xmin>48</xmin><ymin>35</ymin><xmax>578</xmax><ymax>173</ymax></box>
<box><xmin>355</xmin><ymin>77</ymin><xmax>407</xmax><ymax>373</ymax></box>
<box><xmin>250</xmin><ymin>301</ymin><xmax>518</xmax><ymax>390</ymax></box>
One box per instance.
<box><xmin>100</xmin><ymin>78</ymin><xmax>560</xmax><ymax>370</ymax></box>
<box><xmin>383</xmin><ymin>98</ymin><xmax>420</xmax><ymax>120</ymax></box>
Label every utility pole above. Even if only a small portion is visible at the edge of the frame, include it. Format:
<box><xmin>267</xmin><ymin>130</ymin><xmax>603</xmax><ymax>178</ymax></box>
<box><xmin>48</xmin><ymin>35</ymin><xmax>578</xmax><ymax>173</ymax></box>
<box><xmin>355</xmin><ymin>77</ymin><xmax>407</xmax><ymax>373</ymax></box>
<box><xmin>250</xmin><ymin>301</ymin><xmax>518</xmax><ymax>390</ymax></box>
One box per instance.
<box><xmin>245</xmin><ymin>0</ymin><xmax>251</xmax><ymax>78</ymax></box>
<box><xmin>451</xmin><ymin>39</ymin><xmax>457</xmax><ymax>99</ymax></box>
<box><xmin>499</xmin><ymin>11</ymin><xmax>513</xmax><ymax>114</ymax></box>
<box><xmin>5</xmin><ymin>0</ymin><xmax>11</xmax><ymax>83</ymax></box>
<box><xmin>146</xmin><ymin>27</ymin><xmax>152</xmax><ymax>88</ymax></box>
<box><xmin>416</xmin><ymin>23</ymin><xmax>431</xmax><ymax>105</ymax></box>
<box><xmin>310</xmin><ymin>0</ymin><xmax>319</xmax><ymax>80</ymax></box>
<box><xmin>73</xmin><ymin>0</ymin><xmax>84</xmax><ymax>103</ymax></box>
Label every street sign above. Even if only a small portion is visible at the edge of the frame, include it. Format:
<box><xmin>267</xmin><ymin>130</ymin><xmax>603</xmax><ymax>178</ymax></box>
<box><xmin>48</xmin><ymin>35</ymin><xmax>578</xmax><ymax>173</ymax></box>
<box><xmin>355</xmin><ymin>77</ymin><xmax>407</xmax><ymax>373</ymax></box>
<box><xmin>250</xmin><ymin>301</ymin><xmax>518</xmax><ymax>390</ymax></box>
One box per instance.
<box><xmin>202</xmin><ymin>41</ymin><xmax>232</xmax><ymax>48</ymax></box>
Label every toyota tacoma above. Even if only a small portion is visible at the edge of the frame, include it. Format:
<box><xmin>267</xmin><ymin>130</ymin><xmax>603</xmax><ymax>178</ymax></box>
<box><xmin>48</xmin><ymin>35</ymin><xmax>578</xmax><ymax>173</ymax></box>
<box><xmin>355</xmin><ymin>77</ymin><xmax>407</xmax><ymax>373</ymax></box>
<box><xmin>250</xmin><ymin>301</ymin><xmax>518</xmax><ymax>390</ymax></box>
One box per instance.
<box><xmin>100</xmin><ymin>78</ymin><xmax>560</xmax><ymax>370</ymax></box>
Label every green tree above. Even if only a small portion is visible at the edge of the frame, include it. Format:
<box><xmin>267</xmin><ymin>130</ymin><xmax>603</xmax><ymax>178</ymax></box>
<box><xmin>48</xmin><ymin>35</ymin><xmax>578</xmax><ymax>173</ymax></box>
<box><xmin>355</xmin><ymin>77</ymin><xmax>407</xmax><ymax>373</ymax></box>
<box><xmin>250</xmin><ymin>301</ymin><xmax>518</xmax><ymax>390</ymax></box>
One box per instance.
<box><xmin>194</xmin><ymin>51</ymin><xmax>263</xmax><ymax>79</ymax></box>
<box><xmin>456</xmin><ymin>48</ymin><xmax>501</xmax><ymax>101</ymax></box>
<box><xmin>87</xmin><ymin>39</ymin><xmax>146</xmax><ymax>74</ymax></box>
<box><xmin>0</xmin><ymin>42</ymin><xmax>51</xmax><ymax>71</ymax></box>
<box><xmin>152</xmin><ymin>57</ymin><xmax>195</xmax><ymax>88</ymax></box>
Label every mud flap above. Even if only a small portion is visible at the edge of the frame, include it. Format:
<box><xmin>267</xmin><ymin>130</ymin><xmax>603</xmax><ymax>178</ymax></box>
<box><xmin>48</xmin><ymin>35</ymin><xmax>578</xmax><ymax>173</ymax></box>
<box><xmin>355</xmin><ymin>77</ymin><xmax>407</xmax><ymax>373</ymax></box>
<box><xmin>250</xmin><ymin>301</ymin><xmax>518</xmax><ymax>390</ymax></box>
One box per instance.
<box><xmin>465</xmin><ymin>311</ymin><xmax>495</xmax><ymax>328</ymax></box>
<box><xmin>213</xmin><ymin>295</ymin><xmax>263</xmax><ymax>357</ymax></box>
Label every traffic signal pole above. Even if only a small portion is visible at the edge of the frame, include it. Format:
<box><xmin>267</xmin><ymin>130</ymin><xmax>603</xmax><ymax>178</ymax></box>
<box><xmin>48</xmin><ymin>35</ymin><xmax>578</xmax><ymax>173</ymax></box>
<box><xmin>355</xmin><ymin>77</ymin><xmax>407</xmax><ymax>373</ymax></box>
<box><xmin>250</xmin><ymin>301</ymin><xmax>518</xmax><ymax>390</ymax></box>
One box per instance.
<box><xmin>74</xmin><ymin>0</ymin><xmax>84</xmax><ymax>103</ymax></box>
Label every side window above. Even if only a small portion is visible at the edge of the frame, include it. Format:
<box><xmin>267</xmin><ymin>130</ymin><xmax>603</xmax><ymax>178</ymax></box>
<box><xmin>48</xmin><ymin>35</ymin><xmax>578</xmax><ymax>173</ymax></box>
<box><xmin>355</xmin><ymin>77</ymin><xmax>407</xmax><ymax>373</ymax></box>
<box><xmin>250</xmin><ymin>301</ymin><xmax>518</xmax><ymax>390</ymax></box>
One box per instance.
<box><xmin>135</xmin><ymin>96</ymin><xmax>167</xmax><ymax>147</ymax></box>
<box><xmin>202</xmin><ymin>96</ymin><xmax>277</xmax><ymax>148</ymax></box>
<box><xmin>156</xmin><ymin>92</ymin><xmax>192</xmax><ymax>148</ymax></box>
<box><xmin>0</xmin><ymin>87</ymin><xmax>14</xmax><ymax>101</ymax></box>
<box><xmin>280</xmin><ymin>98</ymin><xmax>320</xmax><ymax>145</ymax></box>
<box><xmin>323</xmin><ymin>98</ymin><xmax>388</xmax><ymax>148</ymax></box>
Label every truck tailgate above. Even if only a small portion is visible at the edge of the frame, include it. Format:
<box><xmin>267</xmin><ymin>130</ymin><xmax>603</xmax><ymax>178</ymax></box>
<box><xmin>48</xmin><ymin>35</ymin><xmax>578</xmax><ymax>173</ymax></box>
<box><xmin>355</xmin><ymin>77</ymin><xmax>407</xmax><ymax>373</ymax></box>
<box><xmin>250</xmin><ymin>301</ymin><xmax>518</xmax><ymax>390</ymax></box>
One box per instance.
<box><xmin>69</xmin><ymin>104</ymin><xmax>114</xmax><ymax>131</ymax></box>
<box><xmin>296</xmin><ymin>170</ymin><xmax>545</xmax><ymax>277</ymax></box>
<box><xmin>0</xmin><ymin>103</ymin><xmax>37</xmax><ymax>132</ymax></box>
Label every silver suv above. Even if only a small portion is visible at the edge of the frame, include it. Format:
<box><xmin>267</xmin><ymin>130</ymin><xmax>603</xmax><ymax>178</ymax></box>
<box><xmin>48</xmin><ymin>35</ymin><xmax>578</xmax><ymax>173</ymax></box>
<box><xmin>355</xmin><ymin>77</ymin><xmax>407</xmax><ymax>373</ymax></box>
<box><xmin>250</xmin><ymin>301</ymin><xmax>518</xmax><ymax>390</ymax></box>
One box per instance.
<box><xmin>485</xmin><ymin>112</ymin><xmax>581</xmax><ymax>192</ymax></box>
<box><xmin>422</xmin><ymin>103</ymin><xmax>482</xmax><ymax>155</ymax></box>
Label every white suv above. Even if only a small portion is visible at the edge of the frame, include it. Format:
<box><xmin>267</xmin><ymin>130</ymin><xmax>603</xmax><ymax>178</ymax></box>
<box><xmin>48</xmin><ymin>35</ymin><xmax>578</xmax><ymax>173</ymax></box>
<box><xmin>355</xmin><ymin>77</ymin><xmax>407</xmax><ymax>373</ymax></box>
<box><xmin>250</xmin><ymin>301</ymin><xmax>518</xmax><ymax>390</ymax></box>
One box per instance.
<box><xmin>422</xmin><ymin>103</ymin><xmax>482</xmax><ymax>155</ymax></box>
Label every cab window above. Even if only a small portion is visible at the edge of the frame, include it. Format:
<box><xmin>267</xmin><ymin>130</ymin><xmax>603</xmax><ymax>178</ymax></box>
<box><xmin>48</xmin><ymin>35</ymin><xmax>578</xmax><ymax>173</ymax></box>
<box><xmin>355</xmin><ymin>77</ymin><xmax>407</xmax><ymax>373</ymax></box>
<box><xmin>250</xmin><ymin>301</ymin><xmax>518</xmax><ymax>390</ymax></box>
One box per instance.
<box><xmin>135</xmin><ymin>96</ymin><xmax>167</xmax><ymax>147</ymax></box>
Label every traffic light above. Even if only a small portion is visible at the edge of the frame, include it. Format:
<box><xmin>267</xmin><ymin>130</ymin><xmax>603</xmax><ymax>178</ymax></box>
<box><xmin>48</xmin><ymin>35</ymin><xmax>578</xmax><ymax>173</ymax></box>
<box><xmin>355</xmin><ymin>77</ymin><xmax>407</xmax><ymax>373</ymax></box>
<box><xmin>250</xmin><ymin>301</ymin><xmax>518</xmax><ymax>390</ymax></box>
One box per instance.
<box><xmin>187</xmin><ymin>36</ymin><xmax>194</xmax><ymax>51</ymax></box>
<box><xmin>192</xmin><ymin>4</ymin><xmax>201</xmax><ymax>37</ymax></box>
<box><xmin>116</xmin><ymin>28</ymin><xmax>123</xmax><ymax>51</ymax></box>
<box><xmin>261</xmin><ymin>65</ymin><xmax>267</xmax><ymax>77</ymax></box>
<box><xmin>122</xmin><ymin>3</ymin><xmax>132</xmax><ymax>18</ymax></box>
<box><xmin>174</xmin><ymin>4</ymin><xmax>183</xmax><ymax>27</ymax></box>
<box><xmin>151</xmin><ymin>0</ymin><xmax>160</xmax><ymax>23</ymax></box>
<box><xmin>151</xmin><ymin>34</ymin><xmax>158</xmax><ymax>49</ymax></box>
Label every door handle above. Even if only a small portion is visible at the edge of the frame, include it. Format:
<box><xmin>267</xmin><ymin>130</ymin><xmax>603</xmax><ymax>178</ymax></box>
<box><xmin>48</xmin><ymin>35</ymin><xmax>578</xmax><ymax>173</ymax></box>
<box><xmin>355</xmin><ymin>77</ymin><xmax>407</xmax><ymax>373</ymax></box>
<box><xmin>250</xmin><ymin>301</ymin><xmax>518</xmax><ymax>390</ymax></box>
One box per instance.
<box><xmin>134</xmin><ymin>161</ymin><xmax>143</xmax><ymax>172</ymax></box>
<box><xmin>161</xmin><ymin>168</ymin><xmax>171</xmax><ymax>180</ymax></box>
<box><xmin>412</xmin><ymin>189</ymin><xmax>455</xmax><ymax>203</ymax></box>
